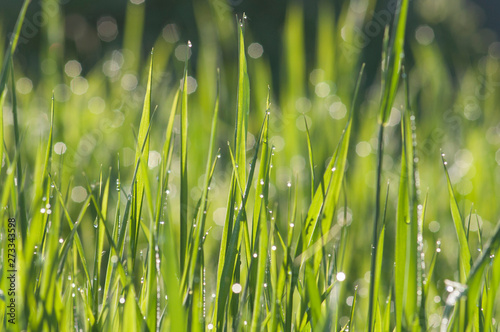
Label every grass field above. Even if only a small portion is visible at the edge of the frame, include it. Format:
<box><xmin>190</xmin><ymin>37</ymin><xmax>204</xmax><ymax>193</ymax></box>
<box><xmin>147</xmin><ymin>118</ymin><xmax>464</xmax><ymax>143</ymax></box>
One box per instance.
<box><xmin>1</xmin><ymin>0</ymin><xmax>500</xmax><ymax>331</ymax></box>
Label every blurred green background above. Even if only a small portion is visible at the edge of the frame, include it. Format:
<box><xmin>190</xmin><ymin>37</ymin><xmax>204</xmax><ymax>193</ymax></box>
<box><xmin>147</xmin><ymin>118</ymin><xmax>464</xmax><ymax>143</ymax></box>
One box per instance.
<box><xmin>3</xmin><ymin>0</ymin><xmax>500</xmax><ymax>91</ymax></box>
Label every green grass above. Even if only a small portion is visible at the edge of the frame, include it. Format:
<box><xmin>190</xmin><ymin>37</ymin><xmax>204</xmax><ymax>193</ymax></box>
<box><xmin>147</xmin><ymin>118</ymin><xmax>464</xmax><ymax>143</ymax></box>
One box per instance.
<box><xmin>1</xmin><ymin>0</ymin><xmax>500</xmax><ymax>331</ymax></box>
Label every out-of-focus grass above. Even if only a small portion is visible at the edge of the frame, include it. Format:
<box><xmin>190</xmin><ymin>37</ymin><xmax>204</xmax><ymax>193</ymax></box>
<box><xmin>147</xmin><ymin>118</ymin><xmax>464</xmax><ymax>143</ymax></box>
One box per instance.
<box><xmin>1</xmin><ymin>0</ymin><xmax>500</xmax><ymax>331</ymax></box>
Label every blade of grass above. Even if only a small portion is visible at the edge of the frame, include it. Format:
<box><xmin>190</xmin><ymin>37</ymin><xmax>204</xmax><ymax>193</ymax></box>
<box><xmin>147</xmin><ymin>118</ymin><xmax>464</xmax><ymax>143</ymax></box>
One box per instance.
<box><xmin>442</xmin><ymin>154</ymin><xmax>471</xmax><ymax>282</ymax></box>
<box><xmin>0</xmin><ymin>0</ymin><xmax>31</xmax><ymax>96</ymax></box>
<box><xmin>132</xmin><ymin>51</ymin><xmax>153</xmax><ymax>269</ymax></box>
<box><xmin>0</xmin><ymin>89</ymin><xmax>5</xmax><ymax>173</ymax></box>
<box><xmin>371</xmin><ymin>183</ymin><xmax>389</xmax><ymax>330</ymax></box>
<box><xmin>302</xmin><ymin>64</ymin><xmax>364</xmax><ymax>258</ymax></box>
<box><xmin>370</xmin><ymin>0</ymin><xmax>409</xmax><ymax>319</ymax></box>
<box><xmin>214</xmin><ymin>114</ymin><xmax>267</xmax><ymax>330</ymax></box>
<box><xmin>9</xmin><ymin>63</ymin><xmax>28</xmax><ymax>246</ymax></box>
<box><xmin>378</xmin><ymin>0</ymin><xmax>409</xmax><ymax>125</ymax></box>
<box><xmin>180</xmin><ymin>43</ymin><xmax>190</xmax><ymax>272</ymax></box>
<box><xmin>303</xmin><ymin>116</ymin><xmax>315</xmax><ymax>201</ymax></box>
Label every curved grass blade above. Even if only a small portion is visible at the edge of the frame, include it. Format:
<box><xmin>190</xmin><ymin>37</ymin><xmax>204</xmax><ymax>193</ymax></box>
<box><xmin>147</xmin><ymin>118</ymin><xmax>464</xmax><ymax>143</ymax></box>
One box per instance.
<box><xmin>465</xmin><ymin>219</ymin><xmax>500</xmax><ymax>330</ymax></box>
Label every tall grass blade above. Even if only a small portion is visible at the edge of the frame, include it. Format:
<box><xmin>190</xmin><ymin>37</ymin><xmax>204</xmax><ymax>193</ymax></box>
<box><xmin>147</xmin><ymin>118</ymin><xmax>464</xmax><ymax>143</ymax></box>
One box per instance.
<box><xmin>378</xmin><ymin>0</ymin><xmax>409</xmax><ymax>125</ymax></box>
<box><xmin>0</xmin><ymin>0</ymin><xmax>30</xmax><ymax>96</ymax></box>
<box><xmin>442</xmin><ymin>155</ymin><xmax>471</xmax><ymax>282</ymax></box>
<box><xmin>180</xmin><ymin>44</ymin><xmax>190</xmax><ymax>271</ymax></box>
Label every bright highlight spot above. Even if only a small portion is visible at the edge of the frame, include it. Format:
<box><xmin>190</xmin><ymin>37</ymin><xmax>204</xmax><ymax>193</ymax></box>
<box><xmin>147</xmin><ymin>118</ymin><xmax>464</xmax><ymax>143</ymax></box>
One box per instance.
<box><xmin>71</xmin><ymin>186</ymin><xmax>88</xmax><ymax>203</ymax></box>
<box><xmin>54</xmin><ymin>142</ymin><xmax>67</xmax><ymax>155</ymax></box>
<box><xmin>248</xmin><ymin>42</ymin><xmax>264</xmax><ymax>59</ymax></box>
<box><xmin>231</xmin><ymin>283</ymin><xmax>242</xmax><ymax>294</ymax></box>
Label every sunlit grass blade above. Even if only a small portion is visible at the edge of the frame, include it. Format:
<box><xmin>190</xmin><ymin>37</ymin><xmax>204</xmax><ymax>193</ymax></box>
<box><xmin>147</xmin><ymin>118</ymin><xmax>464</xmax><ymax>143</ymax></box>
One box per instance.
<box><xmin>383</xmin><ymin>291</ymin><xmax>391</xmax><ymax>331</ymax></box>
<box><xmin>483</xmin><ymin>246</ymin><xmax>500</xmax><ymax>331</ymax></box>
<box><xmin>378</xmin><ymin>0</ymin><xmax>409</xmax><ymax>125</ymax></box>
<box><xmin>303</xmin><ymin>116</ymin><xmax>315</xmax><ymax>201</ymax></box>
<box><xmin>214</xmin><ymin>115</ymin><xmax>267</xmax><ymax>330</ymax></box>
<box><xmin>348</xmin><ymin>286</ymin><xmax>357</xmax><ymax>331</ymax></box>
<box><xmin>302</xmin><ymin>64</ymin><xmax>364</xmax><ymax>259</ymax></box>
<box><xmin>234</xmin><ymin>16</ymin><xmax>252</xmax><ymax>288</ymax></box>
<box><xmin>370</xmin><ymin>183</ymin><xmax>389</xmax><ymax>330</ymax></box>
<box><xmin>0</xmin><ymin>0</ymin><xmax>30</xmax><ymax>95</ymax></box>
<box><xmin>424</xmin><ymin>239</ymin><xmax>440</xmax><ymax>297</ymax></box>
<box><xmin>162</xmin><ymin>88</ymin><xmax>180</xmax><ymax>164</ymax></box>
<box><xmin>442</xmin><ymin>154</ymin><xmax>471</xmax><ymax>282</ymax></box>
<box><xmin>251</xmin><ymin>89</ymin><xmax>270</xmax><ymax>250</ymax></box>
<box><xmin>249</xmin><ymin>201</ymin><xmax>268</xmax><ymax>332</ymax></box>
<box><xmin>180</xmin><ymin>71</ymin><xmax>220</xmax><ymax>323</ymax></box>
<box><xmin>180</xmin><ymin>43</ymin><xmax>190</xmax><ymax>272</ymax></box>
<box><xmin>395</xmin><ymin>111</ymin><xmax>410</xmax><ymax>331</ymax></box>
<box><xmin>131</xmin><ymin>51</ymin><xmax>153</xmax><ymax>270</ymax></box>
<box><xmin>9</xmin><ymin>64</ymin><xmax>28</xmax><ymax>246</ymax></box>
<box><xmin>0</xmin><ymin>89</ymin><xmax>5</xmax><ymax>173</ymax></box>
<box><xmin>92</xmin><ymin>169</ymin><xmax>110</xmax><ymax>320</ymax></box>
<box><xmin>305</xmin><ymin>263</ymin><xmax>322</xmax><ymax>328</ymax></box>
<box><xmin>465</xmin><ymin>219</ymin><xmax>500</xmax><ymax>330</ymax></box>
<box><xmin>235</xmin><ymin>17</ymin><xmax>249</xmax><ymax>187</ymax></box>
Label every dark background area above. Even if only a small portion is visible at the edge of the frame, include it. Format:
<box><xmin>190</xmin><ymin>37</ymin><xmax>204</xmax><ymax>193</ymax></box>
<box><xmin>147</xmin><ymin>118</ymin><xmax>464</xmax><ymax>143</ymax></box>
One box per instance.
<box><xmin>2</xmin><ymin>0</ymin><xmax>500</xmax><ymax>93</ymax></box>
